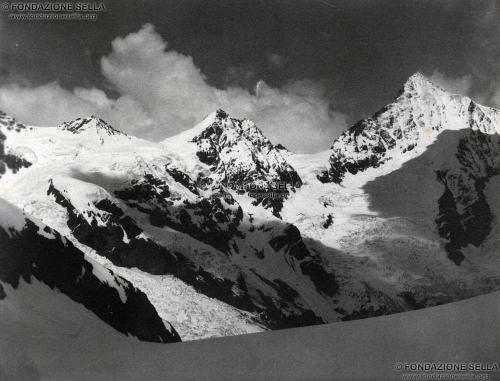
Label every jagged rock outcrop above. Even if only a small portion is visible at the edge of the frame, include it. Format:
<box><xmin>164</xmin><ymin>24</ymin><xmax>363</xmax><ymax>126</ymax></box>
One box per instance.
<box><xmin>114</xmin><ymin>173</ymin><xmax>244</xmax><ymax>253</ymax></box>
<box><xmin>58</xmin><ymin>115</ymin><xmax>125</xmax><ymax>136</ymax></box>
<box><xmin>0</xmin><ymin>111</ymin><xmax>32</xmax><ymax>178</ymax></box>
<box><xmin>165</xmin><ymin>109</ymin><xmax>302</xmax><ymax>216</ymax></box>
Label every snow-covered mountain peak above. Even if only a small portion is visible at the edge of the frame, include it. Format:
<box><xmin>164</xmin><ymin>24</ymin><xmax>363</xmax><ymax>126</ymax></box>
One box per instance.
<box><xmin>319</xmin><ymin>73</ymin><xmax>500</xmax><ymax>185</ymax></box>
<box><xmin>406</xmin><ymin>71</ymin><xmax>427</xmax><ymax>82</ymax></box>
<box><xmin>401</xmin><ymin>71</ymin><xmax>443</xmax><ymax>95</ymax></box>
<box><xmin>162</xmin><ymin>109</ymin><xmax>300</xmax><ymax>216</ymax></box>
<box><xmin>58</xmin><ymin>115</ymin><xmax>125</xmax><ymax>136</ymax></box>
<box><xmin>192</xmin><ymin>108</ymin><xmax>270</xmax><ymax>146</ymax></box>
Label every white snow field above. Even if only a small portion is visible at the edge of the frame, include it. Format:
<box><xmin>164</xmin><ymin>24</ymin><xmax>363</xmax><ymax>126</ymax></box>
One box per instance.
<box><xmin>1</xmin><ymin>287</ymin><xmax>499</xmax><ymax>381</ymax></box>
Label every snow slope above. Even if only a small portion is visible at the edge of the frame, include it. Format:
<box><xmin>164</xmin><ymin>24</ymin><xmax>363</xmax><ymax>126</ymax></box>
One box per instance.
<box><xmin>0</xmin><ymin>198</ymin><xmax>181</xmax><ymax>343</ymax></box>
<box><xmin>78</xmin><ymin>250</ymin><xmax>265</xmax><ymax>341</ymax></box>
<box><xmin>1</xmin><ymin>288</ymin><xmax>499</xmax><ymax>380</ymax></box>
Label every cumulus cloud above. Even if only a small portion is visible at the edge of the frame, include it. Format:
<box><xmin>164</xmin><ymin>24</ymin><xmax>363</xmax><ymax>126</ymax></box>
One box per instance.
<box><xmin>484</xmin><ymin>73</ymin><xmax>500</xmax><ymax>109</ymax></box>
<box><xmin>429</xmin><ymin>70</ymin><xmax>472</xmax><ymax>95</ymax></box>
<box><xmin>426</xmin><ymin>70</ymin><xmax>500</xmax><ymax>110</ymax></box>
<box><xmin>0</xmin><ymin>83</ymin><xmax>154</xmax><ymax>136</ymax></box>
<box><xmin>0</xmin><ymin>24</ymin><xmax>346</xmax><ymax>153</ymax></box>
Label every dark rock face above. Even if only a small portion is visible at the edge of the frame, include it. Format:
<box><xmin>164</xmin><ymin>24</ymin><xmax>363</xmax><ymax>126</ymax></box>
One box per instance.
<box><xmin>48</xmin><ymin>178</ymin><xmax>323</xmax><ymax>330</ymax></box>
<box><xmin>165</xmin><ymin>164</ymin><xmax>199</xmax><ymax>195</ymax></box>
<box><xmin>322</xmin><ymin>214</ymin><xmax>333</xmax><ymax>229</ymax></box>
<box><xmin>0</xmin><ymin>209</ymin><xmax>181</xmax><ymax>343</ymax></box>
<box><xmin>115</xmin><ymin>173</ymin><xmax>244</xmax><ymax>253</ymax></box>
<box><xmin>49</xmin><ymin>178</ymin><xmax>194</xmax><ymax>275</ymax></box>
<box><xmin>435</xmin><ymin>131</ymin><xmax>500</xmax><ymax>264</ymax></box>
<box><xmin>269</xmin><ymin>225</ymin><xmax>338</xmax><ymax>297</ymax></box>
<box><xmin>191</xmin><ymin>109</ymin><xmax>302</xmax><ymax>216</ymax></box>
<box><xmin>178</xmin><ymin>190</ymin><xmax>245</xmax><ymax>252</ymax></box>
<box><xmin>300</xmin><ymin>260</ymin><xmax>338</xmax><ymax>297</ymax></box>
<box><xmin>321</xmin><ymin>120</ymin><xmax>391</xmax><ymax>184</ymax></box>
<box><xmin>435</xmin><ymin>173</ymin><xmax>466</xmax><ymax>265</ymax></box>
<box><xmin>0</xmin><ymin>113</ymin><xmax>32</xmax><ymax>178</ymax></box>
<box><xmin>115</xmin><ymin>173</ymin><xmax>173</xmax><ymax>217</ymax></box>
<box><xmin>269</xmin><ymin>225</ymin><xmax>309</xmax><ymax>261</ymax></box>
<box><xmin>48</xmin><ymin>179</ymin><xmax>172</xmax><ymax>274</ymax></box>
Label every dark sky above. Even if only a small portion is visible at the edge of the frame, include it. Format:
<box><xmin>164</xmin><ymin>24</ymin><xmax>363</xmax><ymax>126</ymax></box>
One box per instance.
<box><xmin>0</xmin><ymin>0</ymin><xmax>499</xmax><ymax>127</ymax></box>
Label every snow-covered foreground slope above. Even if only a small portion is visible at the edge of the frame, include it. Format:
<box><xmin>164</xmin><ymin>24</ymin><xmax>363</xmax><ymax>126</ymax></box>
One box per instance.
<box><xmin>2</xmin><ymin>289</ymin><xmax>499</xmax><ymax>380</ymax></box>
<box><xmin>0</xmin><ymin>198</ymin><xmax>181</xmax><ymax>343</ymax></box>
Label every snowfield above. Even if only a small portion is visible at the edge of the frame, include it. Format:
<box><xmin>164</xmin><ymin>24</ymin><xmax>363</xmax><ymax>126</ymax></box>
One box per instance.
<box><xmin>1</xmin><ymin>284</ymin><xmax>499</xmax><ymax>380</ymax></box>
<box><xmin>81</xmin><ymin>247</ymin><xmax>265</xmax><ymax>341</ymax></box>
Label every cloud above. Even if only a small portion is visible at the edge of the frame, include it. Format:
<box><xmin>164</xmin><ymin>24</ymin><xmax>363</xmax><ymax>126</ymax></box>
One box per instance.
<box><xmin>0</xmin><ymin>83</ymin><xmax>153</xmax><ymax>136</ymax></box>
<box><xmin>0</xmin><ymin>83</ymin><xmax>105</xmax><ymax>126</ymax></box>
<box><xmin>426</xmin><ymin>68</ymin><xmax>500</xmax><ymax>110</ymax></box>
<box><xmin>100</xmin><ymin>24</ymin><xmax>347</xmax><ymax>151</ymax></box>
<box><xmin>426</xmin><ymin>69</ymin><xmax>500</xmax><ymax>110</ymax></box>
<box><xmin>429</xmin><ymin>70</ymin><xmax>472</xmax><ymax>95</ymax></box>
<box><xmin>0</xmin><ymin>24</ymin><xmax>346</xmax><ymax>153</ymax></box>
<box><xmin>220</xmin><ymin>80</ymin><xmax>347</xmax><ymax>151</ymax></box>
<box><xmin>489</xmin><ymin>86</ymin><xmax>500</xmax><ymax>108</ymax></box>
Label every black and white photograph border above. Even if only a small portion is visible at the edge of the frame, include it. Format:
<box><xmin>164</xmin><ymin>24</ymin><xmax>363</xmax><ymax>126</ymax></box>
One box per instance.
<box><xmin>0</xmin><ymin>1</ymin><xmax>499</xmax><ymax>380</ymax></box>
